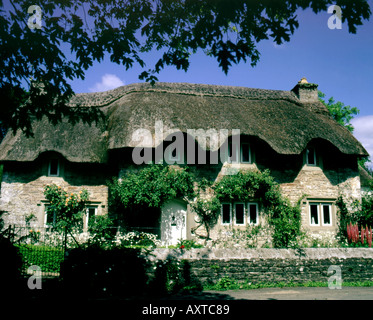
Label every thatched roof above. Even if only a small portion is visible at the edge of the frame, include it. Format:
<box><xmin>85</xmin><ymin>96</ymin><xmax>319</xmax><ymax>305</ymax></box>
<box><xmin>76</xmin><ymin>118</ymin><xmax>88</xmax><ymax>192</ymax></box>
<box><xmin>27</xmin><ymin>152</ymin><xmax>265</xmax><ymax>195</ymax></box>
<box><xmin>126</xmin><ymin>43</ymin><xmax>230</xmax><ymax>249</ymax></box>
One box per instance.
<box><xmin>0</xmin><ymin>117</ymin><xmax>108</xmax><ymax>163</ymax></box>
<box><xmin>359</xmin><ymin>166</ymin><xmax>373</xmax><ymax>188</ymax></box>
<box><xmin>0</xmin><ymin>82</ymin><xmax>368</xmax><ymax>163</ymax></box>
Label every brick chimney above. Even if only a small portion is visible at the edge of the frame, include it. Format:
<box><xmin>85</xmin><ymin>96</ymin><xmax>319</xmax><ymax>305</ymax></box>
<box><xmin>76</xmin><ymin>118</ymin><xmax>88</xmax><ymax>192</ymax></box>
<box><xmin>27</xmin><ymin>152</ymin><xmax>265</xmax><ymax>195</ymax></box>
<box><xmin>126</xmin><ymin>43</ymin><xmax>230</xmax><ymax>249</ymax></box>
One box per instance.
<box><xmin>291</xmin><ymin>78</ymin><xmax>318</xmax><ymax>102</ymax></box>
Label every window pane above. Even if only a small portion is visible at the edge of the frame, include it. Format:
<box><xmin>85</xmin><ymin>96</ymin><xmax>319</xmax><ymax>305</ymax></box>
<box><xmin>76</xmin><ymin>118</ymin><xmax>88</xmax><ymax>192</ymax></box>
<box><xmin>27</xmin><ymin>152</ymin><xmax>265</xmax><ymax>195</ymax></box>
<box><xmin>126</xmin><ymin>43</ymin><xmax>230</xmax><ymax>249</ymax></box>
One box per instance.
<box><xmin>235</xmin><ymin>203</ymin><xmax>244</xmax><ymax>224</ymax></box>
<box><xmin>222</xmin><ymin>204</ymin><xmax>231</xmax><ymax>224</ymax></box>
<box><xmin>45</xmin><ymin>207</ymin><xmax>55</xmax><ymax>226</ymax></box>
<box><xmin>241</xmin><ymin>143</ymin><xmax>250</xmax><ymax>163</ymax></box>
<box><xmin>46</xmin><ymin>212</ymin><xmax>54</xmax><ymax>225</ymax></box>
<box><xmin>310</xmin><ymin>204</ymin><xmax>318</xmax><ymax>225</ymax></box>
<box><xmin>249</xmin><ymin>204</ymin><xmax>257</xmax><ymax>225</ymax></box>
<box><xmin>49</xmin><ymin>159</ymin><xmax>59</xmax><ymax>176</ymax></box>
<box><xmin>323</xmin><ymin>205</ymin><xmax>331</xmax><ymax>225</ymax></box>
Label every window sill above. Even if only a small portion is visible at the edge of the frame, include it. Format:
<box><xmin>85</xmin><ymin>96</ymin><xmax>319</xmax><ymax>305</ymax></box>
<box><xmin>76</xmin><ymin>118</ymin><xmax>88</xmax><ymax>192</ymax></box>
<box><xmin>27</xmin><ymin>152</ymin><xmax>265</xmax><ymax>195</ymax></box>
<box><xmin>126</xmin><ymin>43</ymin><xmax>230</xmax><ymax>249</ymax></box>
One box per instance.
<box><xmin>302</xmin><ymin>164</ymin><xmax>322</xmax><ymax>171</ymax></box>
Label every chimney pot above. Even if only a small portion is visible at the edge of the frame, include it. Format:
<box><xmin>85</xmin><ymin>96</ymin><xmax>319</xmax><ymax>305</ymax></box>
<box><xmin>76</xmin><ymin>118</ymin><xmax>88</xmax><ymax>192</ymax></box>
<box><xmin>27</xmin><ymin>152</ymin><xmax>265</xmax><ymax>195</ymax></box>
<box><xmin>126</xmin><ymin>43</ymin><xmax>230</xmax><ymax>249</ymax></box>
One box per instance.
<box><xmin>299</xmin><ymin>77</ymin><xmax>308</xmax><ymax>84</ymax></box>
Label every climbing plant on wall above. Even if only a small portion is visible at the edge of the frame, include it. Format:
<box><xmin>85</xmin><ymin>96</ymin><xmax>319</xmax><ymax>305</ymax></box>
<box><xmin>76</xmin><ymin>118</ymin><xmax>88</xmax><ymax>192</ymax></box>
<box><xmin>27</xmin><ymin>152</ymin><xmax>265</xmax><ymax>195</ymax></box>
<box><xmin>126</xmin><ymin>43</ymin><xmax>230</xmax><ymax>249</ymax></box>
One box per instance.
<box><xmin>108</xmin><ymin>165</ymin><xmax>304</xmax><ymax>248</ymax></box>
<box><xmin>190</xmin><ymin>194</ymin><xmax>221</xmax><ymax>242</ymax></box>
<box><xmin>212</xmin><ymin>170</ymin><xmax>304</xmax><ymax>248</ymax></box>
<box><xmin>108</xmin><ymin>165</ymin><xmax>196</xmax><ymax>217</ymax></box>
<box><xmin>43</xmin><ymin>184</ymin><xmax>90</xmax><ymax>231</ymax></box>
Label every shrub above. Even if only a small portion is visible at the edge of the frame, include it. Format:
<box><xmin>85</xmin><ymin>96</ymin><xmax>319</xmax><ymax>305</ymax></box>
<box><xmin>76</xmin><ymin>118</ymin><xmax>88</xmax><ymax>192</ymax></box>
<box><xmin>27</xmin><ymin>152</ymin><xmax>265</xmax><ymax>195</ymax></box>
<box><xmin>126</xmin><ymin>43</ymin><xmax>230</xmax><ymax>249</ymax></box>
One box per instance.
<box><xmin>346</xmin><ymin>222</ymin><xmax>372</xmax><ymax>247</ymax></box>
<box><xmin>269</xmin><ymin>198</ymin><xmax>303</xmax><ymax>248</ymax></box>
<box><xmin>336</xmin><ymin>193</ymin><xmax>373</xmax><ymax>246</ymax></box>
<box><xmin>0</xmin><ymin>236</ymin><xmax>23</xmax><ymax>297</ymax></box>
<box><xmin>61</xmin><ymin>246</ymin><xmax>150</xmax><ymax>299</ymax></box>
<box><xmin>213</xmin><ymin>225</ymin><xmax>273</xmax><ymax>248</ymax></box>
<box><xmin>87</xmin><ymin>215</ymin><xmax>117</xmax><ymax>246</ymax></box>
<box><xmin>213</xmin><ymin>277</ymin><xmax>239</xmax><ymax>290</ymax></box>
<box><xmin>190</xmin><ymin>195</ymin><xmax>221</xmax><ymax>241</ymax></box>
<box><xmin>44</xmin><ymin>184</ymin><xmax>89</xmax><ymax>231</ymax></box>
<box><xmin>297</xmin><ymin>229</ymin><xmax>340</xmax><ymax>248</ymax></box>
<box><xmin>16</xmin><ymin>244</ymin><xmax>64</xmax><ymax>273</ymax></box>
<box><xmin>149</xmin><ymin>258</ymin><xmax>202</xmax><ymax>295</ymax></box>
<box><xmin>168</xmin><ymin>239</ymin><xmax>204</xmax><ymax>249</ymax></box>
<box><xmin>114</xmin><ymin>231</ymin><xmax>160</xmax><ymax>248</ymax></box>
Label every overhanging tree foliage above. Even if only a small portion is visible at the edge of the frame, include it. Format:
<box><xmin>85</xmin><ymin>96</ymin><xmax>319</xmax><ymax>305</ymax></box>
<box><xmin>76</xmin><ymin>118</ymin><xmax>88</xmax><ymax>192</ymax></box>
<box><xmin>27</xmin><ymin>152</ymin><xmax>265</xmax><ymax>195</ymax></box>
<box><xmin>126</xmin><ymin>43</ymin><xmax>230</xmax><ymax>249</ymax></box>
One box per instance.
<box><xmin>318</xmin><ymin>91</ymin><xmax>360</xmax><ymax>133</ymax></box>
<box><xmin>318</xmin><ymin>90</ymin><xmax>372</xmax><ymax>172</ymax></box>
<box><xmin>1</xmin><ymin>0</ymin><xmax>371</xmax><ymax>137</ymax></box>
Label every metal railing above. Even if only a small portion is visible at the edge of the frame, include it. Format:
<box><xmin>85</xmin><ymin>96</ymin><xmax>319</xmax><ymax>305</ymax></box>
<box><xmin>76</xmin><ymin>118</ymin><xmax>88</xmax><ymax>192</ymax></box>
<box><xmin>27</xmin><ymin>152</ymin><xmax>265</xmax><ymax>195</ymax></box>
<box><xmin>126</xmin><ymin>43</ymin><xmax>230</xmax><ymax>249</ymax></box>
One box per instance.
<box><xmin>3</xmin><ymin>225</ymin><xmax>70</xmax><ymax>277</ymax></box>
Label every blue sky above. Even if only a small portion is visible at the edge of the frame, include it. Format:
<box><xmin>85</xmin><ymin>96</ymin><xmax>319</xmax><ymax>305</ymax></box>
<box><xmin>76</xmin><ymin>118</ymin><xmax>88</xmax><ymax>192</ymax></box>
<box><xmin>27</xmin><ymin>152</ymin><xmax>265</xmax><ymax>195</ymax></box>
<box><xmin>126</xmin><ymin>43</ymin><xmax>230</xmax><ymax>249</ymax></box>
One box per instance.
<box><xmin>69</xmin><ymin>4</ymin><xmax>373</xmax><ymax>165</ymax></box>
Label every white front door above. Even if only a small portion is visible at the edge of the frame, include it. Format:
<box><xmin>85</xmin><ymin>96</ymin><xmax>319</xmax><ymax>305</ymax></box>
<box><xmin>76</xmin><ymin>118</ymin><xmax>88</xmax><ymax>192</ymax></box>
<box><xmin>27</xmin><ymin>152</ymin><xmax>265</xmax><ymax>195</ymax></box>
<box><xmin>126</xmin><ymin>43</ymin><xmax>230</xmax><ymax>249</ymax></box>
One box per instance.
<box><xmin>161</xmin><ymin>200</ymin><xmax>187</xmax><ymax>246</ymax></box>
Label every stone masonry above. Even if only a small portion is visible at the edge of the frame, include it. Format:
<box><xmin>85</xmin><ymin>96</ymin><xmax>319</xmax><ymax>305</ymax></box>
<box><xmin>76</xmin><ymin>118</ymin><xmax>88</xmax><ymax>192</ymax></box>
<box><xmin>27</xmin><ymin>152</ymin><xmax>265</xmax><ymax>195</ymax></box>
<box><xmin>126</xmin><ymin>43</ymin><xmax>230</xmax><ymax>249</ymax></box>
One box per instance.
<box><xmin>148</xmin><ymin>248</ymin><xmax>373</xmax><ymax>285</ymax></box>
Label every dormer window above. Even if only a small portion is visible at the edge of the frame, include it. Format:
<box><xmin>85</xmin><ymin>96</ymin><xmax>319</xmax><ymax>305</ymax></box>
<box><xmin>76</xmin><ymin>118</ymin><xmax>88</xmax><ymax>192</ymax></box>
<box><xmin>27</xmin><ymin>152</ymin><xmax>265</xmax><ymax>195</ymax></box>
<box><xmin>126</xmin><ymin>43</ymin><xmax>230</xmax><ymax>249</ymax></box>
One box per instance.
<box><xmin>228</xmin><ymin>140</ymin><xmax>252</xmax><ymax>164</ymax></box>
<box><xmin>48</xmin><ymin>158</ymin><xmax>60</xmax><ymax>176</ymax></box>
<box><xmin>306</xmin><ymin>147</ymin><xmax>316</xmax><ymax>166</ymax></box>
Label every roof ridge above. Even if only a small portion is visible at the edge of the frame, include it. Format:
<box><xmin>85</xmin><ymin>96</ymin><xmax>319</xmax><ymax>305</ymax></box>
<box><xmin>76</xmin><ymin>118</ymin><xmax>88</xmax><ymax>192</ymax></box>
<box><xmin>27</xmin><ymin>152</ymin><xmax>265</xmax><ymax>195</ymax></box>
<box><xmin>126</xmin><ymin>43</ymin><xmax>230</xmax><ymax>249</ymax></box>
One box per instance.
<box><xmin>68</xmin><ymin>82</ymin><xmax>300</xmax><ymax>107</ymax></box>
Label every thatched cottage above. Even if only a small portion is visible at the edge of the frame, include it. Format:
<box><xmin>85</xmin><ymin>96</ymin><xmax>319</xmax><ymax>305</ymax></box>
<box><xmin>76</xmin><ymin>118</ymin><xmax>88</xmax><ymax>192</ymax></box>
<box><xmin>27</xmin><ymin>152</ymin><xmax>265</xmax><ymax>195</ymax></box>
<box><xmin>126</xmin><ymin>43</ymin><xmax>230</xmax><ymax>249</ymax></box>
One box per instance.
<box><xmin>0</xmin><ymin>79</ymin><xmax>369</xmax><ymax>245</ymax></box>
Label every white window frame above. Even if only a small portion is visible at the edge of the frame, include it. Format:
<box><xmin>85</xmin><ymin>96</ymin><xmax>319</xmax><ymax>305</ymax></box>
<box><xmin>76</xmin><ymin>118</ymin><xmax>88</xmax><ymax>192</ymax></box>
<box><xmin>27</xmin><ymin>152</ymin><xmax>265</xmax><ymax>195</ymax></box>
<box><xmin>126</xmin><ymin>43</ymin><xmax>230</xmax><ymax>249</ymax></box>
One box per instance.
<box><xmin>221</xmin><ymin>203</ymin><xmax>232</xmax><ymax>225</ymax></box>
<box><xmin>44</xmin><ymin>204</ymin><xmax>56</xmax><ymax>227</ymax></box>
<box><xmin>247</xmin><ymin>203</ymin><xmax>259</xmax><ymax>226</ymax></box>
<box><xmin>221</xmin><ymin>202</ymin><xmax>259</xmax><ymax>226</ymax></box>
<box><xmin>48</xmin><ymin>158</ymin><xmax>60</xmax><ymax>177</ymax></box>
<box><xmin>321</xmin><ymin>203</ymin><xmax>332</xmax><ymax>226</ymax></box>
<box><xmin>85</xmin><ymin>206</ymin><xmax>98</xmax><ymax>229</ymax></box>
<box><xmin>228</xmin><ymin>141</ymin><xmax>252</xmax><ymax>164</ymax></box>
<box><xmin>306</xmin><ymin>147</ymin><xmax>316</xmax><ymax>166</ymax></box>
<box><xmin>234</xmin><ymin>202</ymin><xmax>246</xmax><ymax>226</ymax></box>
<box><xmin>309</xmin><ymin>202</ymin><xmax>334</xmax><ymax>227</ymax></box>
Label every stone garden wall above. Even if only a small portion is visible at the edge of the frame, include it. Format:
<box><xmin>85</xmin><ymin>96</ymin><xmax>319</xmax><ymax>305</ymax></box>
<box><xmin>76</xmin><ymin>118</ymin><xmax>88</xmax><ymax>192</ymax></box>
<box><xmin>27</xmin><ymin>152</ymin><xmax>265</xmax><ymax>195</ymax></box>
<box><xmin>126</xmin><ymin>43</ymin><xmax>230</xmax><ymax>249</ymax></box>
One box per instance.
<box><xmin>148</xmin><ymin>248</ymin><xmax>373</xmax><ymax>285</ymax></box>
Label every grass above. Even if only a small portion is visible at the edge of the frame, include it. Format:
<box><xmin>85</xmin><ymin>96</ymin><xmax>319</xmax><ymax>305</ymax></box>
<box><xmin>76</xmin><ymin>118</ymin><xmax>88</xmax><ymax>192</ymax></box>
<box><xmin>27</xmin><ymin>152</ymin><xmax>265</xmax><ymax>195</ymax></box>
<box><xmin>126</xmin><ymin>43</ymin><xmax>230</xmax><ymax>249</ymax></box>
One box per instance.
<box><xmin>204</xmin><ymin>277</ymin><xmax>373</xmax><ymax>291</ymax></box>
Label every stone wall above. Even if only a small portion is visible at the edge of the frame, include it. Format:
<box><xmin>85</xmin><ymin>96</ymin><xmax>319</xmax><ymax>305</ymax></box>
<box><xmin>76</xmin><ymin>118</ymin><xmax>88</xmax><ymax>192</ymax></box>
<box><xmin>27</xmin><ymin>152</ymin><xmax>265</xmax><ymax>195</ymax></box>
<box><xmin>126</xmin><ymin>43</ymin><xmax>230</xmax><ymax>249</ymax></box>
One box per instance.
<box><xmin>280</xmin><ymin>165</ymin><xmax>360</xmax><ymax>234</ymax></box>
<box><xmin>0</xmin><ymin>157</ymin><xmax>109</xmax><ymax>228</ymax></box>
<box><xmin>148</xmin><ymin>248</ymin><xmax>373</xmax><ymax>285</ymax></box>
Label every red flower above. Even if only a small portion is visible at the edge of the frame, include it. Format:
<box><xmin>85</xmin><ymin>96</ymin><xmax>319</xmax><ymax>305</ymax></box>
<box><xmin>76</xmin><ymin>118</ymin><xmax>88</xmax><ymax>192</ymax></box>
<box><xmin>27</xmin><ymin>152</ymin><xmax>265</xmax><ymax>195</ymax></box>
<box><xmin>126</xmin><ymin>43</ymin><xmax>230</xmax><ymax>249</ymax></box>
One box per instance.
<box><xmin>367</xmin><ymin>227</ymin><xmax>372</xmax><ymax>248</ymax></box>
<box><xmin>361</xmin><ymin>226</ymin><xmax>365</xmax><ymax>245</ymax></box>
<box><xmin>180</xmin><ymin>245</ymin><xmax>185</xmax><ymax>249</ymax></box>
